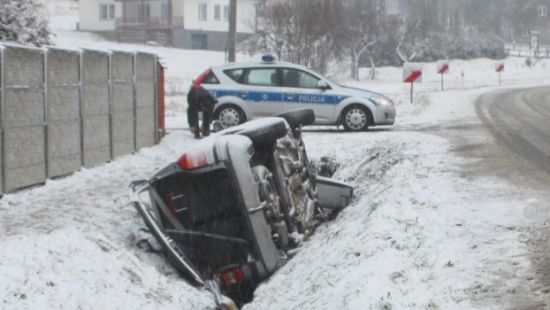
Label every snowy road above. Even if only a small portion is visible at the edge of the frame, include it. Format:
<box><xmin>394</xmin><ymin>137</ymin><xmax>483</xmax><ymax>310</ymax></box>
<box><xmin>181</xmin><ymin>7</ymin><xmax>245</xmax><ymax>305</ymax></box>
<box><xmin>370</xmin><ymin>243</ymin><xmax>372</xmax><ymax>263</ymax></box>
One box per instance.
<box><xmin>477</xmin><ymin>87</ymin><xmax>550</xmax><ymax>177</ymax></box>
<box><xmin>476</xmin><ymin>87</ymin><xmax>550</xmax><ymax>309</ymax></box>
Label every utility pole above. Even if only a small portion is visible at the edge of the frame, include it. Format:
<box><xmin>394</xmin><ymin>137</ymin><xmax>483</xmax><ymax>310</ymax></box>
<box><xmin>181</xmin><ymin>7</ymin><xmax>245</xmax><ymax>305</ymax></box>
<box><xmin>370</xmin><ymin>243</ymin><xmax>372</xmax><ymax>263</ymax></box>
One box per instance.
<box><xmin>227</xmin><ymin>0</ymin><xmax>237</xmax><ymax>62</ymax></box>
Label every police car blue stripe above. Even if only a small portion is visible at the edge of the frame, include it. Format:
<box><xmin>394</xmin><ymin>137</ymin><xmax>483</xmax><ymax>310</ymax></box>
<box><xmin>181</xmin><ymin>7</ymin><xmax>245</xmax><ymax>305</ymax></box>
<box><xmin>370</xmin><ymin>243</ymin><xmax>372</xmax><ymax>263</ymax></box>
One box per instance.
<box><xmin>285</xmin><ymin>94</ymin><xmax>335</xmax><ymax>105</ymax></box>
<box><xmin>246</xmin><ymin>92</ymin><xmax>282</xmax><ymax>102</ymax></box>
<box><xmin>209</xmin><ymin>89</ymin><xmax>235</xmax><ymax>98</ymax></box>
<box><xmin>210</xmin><ymin>88</ymin><xmax>351</xmax><ymax>105</ymax></box>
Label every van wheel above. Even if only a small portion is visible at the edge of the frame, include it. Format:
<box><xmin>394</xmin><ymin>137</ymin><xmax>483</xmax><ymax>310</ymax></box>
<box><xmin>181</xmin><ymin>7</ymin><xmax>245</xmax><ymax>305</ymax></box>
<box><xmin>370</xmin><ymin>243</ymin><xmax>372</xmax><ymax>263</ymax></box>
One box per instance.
<box><xmin>214</xmin><ymin>105</ymin><xmax>246</xmax><ymax>128</ymax></box>
<box><xmin>276</xmin><ymin>131</ymin><xmax>317</xmax><ymax>239</ymax></box>
<box><xmin>342</xmin><ymin>105</ymin><xmax>371</xmax><ymax>131</ymax></box>
<box><xmin>237</xmin><ymin>119</ymin><xmax>288</xmax><ymax>146</ymax></box>
<box><xmin>274</xmin><ymin>108</ymin><xmax>315</xmax><ymax>129</ymax></box>
<box><xmin>253</xmin><ymin>165</ymin><xmax>288</xmax><ymax>249</ymax></box>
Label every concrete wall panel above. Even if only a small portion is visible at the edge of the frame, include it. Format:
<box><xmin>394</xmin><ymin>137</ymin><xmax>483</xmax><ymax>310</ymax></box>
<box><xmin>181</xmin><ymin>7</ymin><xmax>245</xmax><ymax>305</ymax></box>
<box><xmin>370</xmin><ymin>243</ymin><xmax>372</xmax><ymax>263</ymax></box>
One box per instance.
<box><xmin>81</xmin><ymin>50</ymin><xmax>110</xmax><ymax>167</ymax></box>
<box><xmin>47</xmin><ymin>48</ymin><xmax>81</xmax><ymax>178</ymax></box>
<box><xmin>82</xmin><ymin>115</ymin><xmax>110</xmax><ymax>162</ymax></box>
<box><xmin>4</xmin><ymin>126</ymin><xmax>45</xmax><ymax>191</ymax></box>
<box><xmin>111</xmin><ymin>51</ymin><xmax>135</xmax><ymax>157</ymax></box>
<box><xmin>3</xmin><ymin>46</ymin><xmax>46</xmax><ymax>192</ymax></box>
<box><xmin>135</xmin><ymin>53</ymin><xmax>156</xmax><ymax>149</ymax></box>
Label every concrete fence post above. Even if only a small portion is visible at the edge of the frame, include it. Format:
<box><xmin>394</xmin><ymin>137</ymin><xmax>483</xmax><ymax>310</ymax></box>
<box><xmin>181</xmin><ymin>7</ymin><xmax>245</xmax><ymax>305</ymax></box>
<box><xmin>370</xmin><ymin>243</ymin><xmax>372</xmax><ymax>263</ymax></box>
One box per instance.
<box><xmin>108</xmin><ymin>51</ymin><xmax>114</xmax><ymax>161</ymax></box>
<box><xmin>133</xmin><ymin>51</ymin><xmax>137</xmax><ymax>153</ymax></box>
<box><xmin>0</xmin><ymin>46</ymin><xmax>5</xmax><ymax>194</ymax></box>
<box><xmin>153</xmin><ymin>54</ymin><xmax>159</xmax><ymax>144</ymax></box>
<box><xmin>44</xmin><ymin>48</ymin><xmax>50</xmax><ymax>179</ymax></box>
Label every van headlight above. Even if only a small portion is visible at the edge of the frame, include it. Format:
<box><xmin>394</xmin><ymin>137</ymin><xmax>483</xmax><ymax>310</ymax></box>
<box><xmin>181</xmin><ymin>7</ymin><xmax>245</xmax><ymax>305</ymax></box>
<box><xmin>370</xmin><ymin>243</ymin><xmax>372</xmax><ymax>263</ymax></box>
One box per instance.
<box><xmin>369</xmin><ymin>96</ymin><xmax>393</xmax><ymax>107</ymax></box>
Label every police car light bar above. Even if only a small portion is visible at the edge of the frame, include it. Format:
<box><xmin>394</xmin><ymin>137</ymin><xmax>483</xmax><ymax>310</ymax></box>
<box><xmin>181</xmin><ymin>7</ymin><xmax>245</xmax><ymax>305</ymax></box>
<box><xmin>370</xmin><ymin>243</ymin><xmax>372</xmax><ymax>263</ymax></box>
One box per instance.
<box><xmin>261</xmin><ymin>54</ymin><xmax>277</xmax><ymax>64</ymax></box>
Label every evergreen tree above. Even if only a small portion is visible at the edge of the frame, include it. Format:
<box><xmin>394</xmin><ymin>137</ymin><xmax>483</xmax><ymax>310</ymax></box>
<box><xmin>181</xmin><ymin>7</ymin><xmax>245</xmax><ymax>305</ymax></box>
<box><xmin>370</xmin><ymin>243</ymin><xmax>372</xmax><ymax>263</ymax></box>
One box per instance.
<box><xmin>0</xmin><ymin>0</ymin><xmax>54</xmax><ymax>46</ymax></box>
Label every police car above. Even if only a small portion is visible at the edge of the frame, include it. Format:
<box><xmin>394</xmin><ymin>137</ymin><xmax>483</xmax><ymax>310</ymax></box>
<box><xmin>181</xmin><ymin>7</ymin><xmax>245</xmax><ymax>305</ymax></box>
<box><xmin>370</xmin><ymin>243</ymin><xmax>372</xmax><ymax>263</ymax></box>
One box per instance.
<box><xmin>192</xmin><ymin>55</ymin><xmax>396</xmax><ymax>131</ymax></box>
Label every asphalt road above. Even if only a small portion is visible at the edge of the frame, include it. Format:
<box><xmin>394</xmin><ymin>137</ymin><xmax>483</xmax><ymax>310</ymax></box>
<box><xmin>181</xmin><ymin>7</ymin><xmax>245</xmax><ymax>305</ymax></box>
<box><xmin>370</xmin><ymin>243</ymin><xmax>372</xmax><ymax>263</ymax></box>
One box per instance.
<box><xmin>477</xmin><ymin>87</ymin><xmax>550</xmax><ymax>183</ymax></box>
<box><xmin>475</xmin><ymin>87</ymin><xmax>550</xmax><ymax>309</ymax></box>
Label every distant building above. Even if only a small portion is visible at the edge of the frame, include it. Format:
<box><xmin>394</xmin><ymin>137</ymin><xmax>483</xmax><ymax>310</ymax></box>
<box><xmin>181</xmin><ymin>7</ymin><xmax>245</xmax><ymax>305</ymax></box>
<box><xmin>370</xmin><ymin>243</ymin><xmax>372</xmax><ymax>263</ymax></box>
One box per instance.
<box><xmin>516</xmin><ymin>0</ymin><xmax>550</xmax><ymax>46</ymax></box>
<box><xmin>341</xmin><ymin>0</ymin><xmax>400</xmax><ymax>16</ymax></box>
<box><xmin>78</xmin><ymin>0</ymin><xmax>263</xmax><ymax>50</ymax></box>
<box><xmin>385</xmin><ymin>0</ymin><xmax>399</xmax><ymax>17</ymax></box>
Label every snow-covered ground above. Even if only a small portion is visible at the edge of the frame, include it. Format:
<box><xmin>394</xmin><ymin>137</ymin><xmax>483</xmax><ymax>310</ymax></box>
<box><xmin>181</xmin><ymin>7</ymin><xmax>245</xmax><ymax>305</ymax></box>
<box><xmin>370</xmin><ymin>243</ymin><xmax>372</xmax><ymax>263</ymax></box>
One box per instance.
<box><xmin>2</xmin><ymin>2</ymin><xmax>550</xmax><ymax>309</ymax></box>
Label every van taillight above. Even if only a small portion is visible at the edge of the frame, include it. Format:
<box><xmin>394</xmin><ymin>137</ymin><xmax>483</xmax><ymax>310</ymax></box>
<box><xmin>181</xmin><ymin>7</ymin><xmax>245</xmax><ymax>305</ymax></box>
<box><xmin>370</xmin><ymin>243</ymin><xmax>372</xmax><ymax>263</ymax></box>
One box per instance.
<box><xmin>176</xmin><ymin>150</ymin><xmax>214</xmax><ymax>170</ymax></box>
<box><xmin>193</xmin><ymin>69</ymin><xmax>212</xmax><ymax>88</ymax></box>
<box><xmin>219</xmin><ymin>268</ymin><xmax>246</xmax><ymax>286</ymax></box>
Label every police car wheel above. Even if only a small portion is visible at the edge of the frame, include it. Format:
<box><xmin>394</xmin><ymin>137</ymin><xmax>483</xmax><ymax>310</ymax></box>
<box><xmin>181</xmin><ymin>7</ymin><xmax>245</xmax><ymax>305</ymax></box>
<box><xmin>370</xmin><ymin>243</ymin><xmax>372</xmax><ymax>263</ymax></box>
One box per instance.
<box><xmin>342</xmin><ymin>105</ymin><xmax>370</xmax><ymax>131</ymax></box>
<box><xmin>214</xmin><ymin>105</ymin><xmax>246</xmax><ymax>128</ymax></box>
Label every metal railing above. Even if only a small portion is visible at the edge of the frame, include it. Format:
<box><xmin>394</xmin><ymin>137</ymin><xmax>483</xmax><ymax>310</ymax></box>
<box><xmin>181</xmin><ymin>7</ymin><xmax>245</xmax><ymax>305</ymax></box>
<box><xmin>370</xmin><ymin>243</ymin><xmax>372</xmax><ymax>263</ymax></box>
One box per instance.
<box><xmin>506</xmin><ymin>44</ymin><xmax>550</xmax><ymax>58</ymax></box>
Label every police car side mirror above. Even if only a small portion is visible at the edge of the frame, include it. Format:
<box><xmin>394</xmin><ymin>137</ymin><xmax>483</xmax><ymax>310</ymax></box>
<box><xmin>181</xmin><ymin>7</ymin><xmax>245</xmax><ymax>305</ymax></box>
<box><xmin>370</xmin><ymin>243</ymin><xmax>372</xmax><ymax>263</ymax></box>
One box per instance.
<box><xmin>316</xmin><ymin>80</ymin><xmax>330</xmax><ymax>90</ymax></box>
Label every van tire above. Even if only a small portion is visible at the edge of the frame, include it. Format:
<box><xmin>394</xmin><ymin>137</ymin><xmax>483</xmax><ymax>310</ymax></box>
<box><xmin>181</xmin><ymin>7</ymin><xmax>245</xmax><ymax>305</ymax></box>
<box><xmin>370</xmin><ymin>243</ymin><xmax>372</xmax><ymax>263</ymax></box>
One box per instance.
<box><xmin>274</xmin><ymin>108</ymin><xmax>315</xmax><ymax>129</ymax></box>
<box><xmin>237</xmin><ymin>119</ymin><xmax>288</xmax><ymax>146</ymax></box>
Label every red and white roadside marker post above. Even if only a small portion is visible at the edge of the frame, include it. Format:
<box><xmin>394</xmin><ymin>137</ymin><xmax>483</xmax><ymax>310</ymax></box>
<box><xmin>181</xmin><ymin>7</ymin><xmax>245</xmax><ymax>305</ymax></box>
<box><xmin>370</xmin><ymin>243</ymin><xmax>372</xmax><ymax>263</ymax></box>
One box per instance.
<box><xmin>495</xmin><ymin>61</ymin><xmax>504</xmax><ymax>86</ymax></box>
<box><xmin>437</xmin><ymin>60</ymin><xmax>449</xmax><ymax>90</ymax></box>
<box><xmin>403</xmin><ymin>62</ymin><xmax>423</xmax><ymax>103</ymax></box>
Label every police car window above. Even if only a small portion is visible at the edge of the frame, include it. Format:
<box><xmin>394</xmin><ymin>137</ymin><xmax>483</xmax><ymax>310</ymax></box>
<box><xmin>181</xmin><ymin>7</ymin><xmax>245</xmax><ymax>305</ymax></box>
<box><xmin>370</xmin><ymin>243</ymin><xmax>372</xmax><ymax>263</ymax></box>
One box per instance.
<box><xmin>223</xmin><ymin>69</ymin><xmax>244</xmax><ymax>83</ymax></box>
<box><xmin>202</xmin><ymin>71</ymin><xmax>220</xmax><ymax>84</ymax></box>
<box><xmin>244</xmin><ymin>68</ymin><xmax>278</xmax><ymax>86</ymax></box>
<box><xmin>283</xmin><ymin>69</ymin><xmax>319</xmax><ymax>88</ymax></box>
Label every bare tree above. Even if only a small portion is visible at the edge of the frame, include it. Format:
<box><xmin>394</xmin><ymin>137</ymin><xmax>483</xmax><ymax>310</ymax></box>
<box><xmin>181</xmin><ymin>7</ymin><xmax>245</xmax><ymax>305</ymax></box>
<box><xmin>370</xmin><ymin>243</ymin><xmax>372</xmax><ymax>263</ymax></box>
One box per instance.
<box><xmin>248</xmin><ymin>0</ymin><xmax>512</xmax><ymax>75</ymax></box>
<box><xmin>395</xmin><ymin>20</ymin><xmax>421</xmax><ymax>63</ymax></box>
<box><xmin>399</xmin><ymin>0</ymin><xmax>444</xmax><ymax>36</ymax></box>
<box><xmin>397</xmin><ymin>0</ymin><xmax>521</xmax><ymax>40</ymax></box>
<box><xmin>343</xmin><ymin>0</ymin><xmax>387</xmax><ymax>80</ymax></box>
<box><xmin>253</xmin><ymin>0</ymin><xmax>345</xmax><ymax>74</ymax></box>
<box><xmin>252</xmin><ymin>1</ymin><xmax>290</xmax><ymax>59</ymax></box>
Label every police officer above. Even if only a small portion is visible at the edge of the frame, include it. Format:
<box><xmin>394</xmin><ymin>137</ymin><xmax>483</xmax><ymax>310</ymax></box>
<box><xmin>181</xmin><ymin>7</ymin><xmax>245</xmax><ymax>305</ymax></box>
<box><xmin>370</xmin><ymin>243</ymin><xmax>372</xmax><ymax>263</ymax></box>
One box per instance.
<box><xmin>187</xmin><ymin>86</ymin><xmax>217</xmax><ymax>139</ymax></box>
